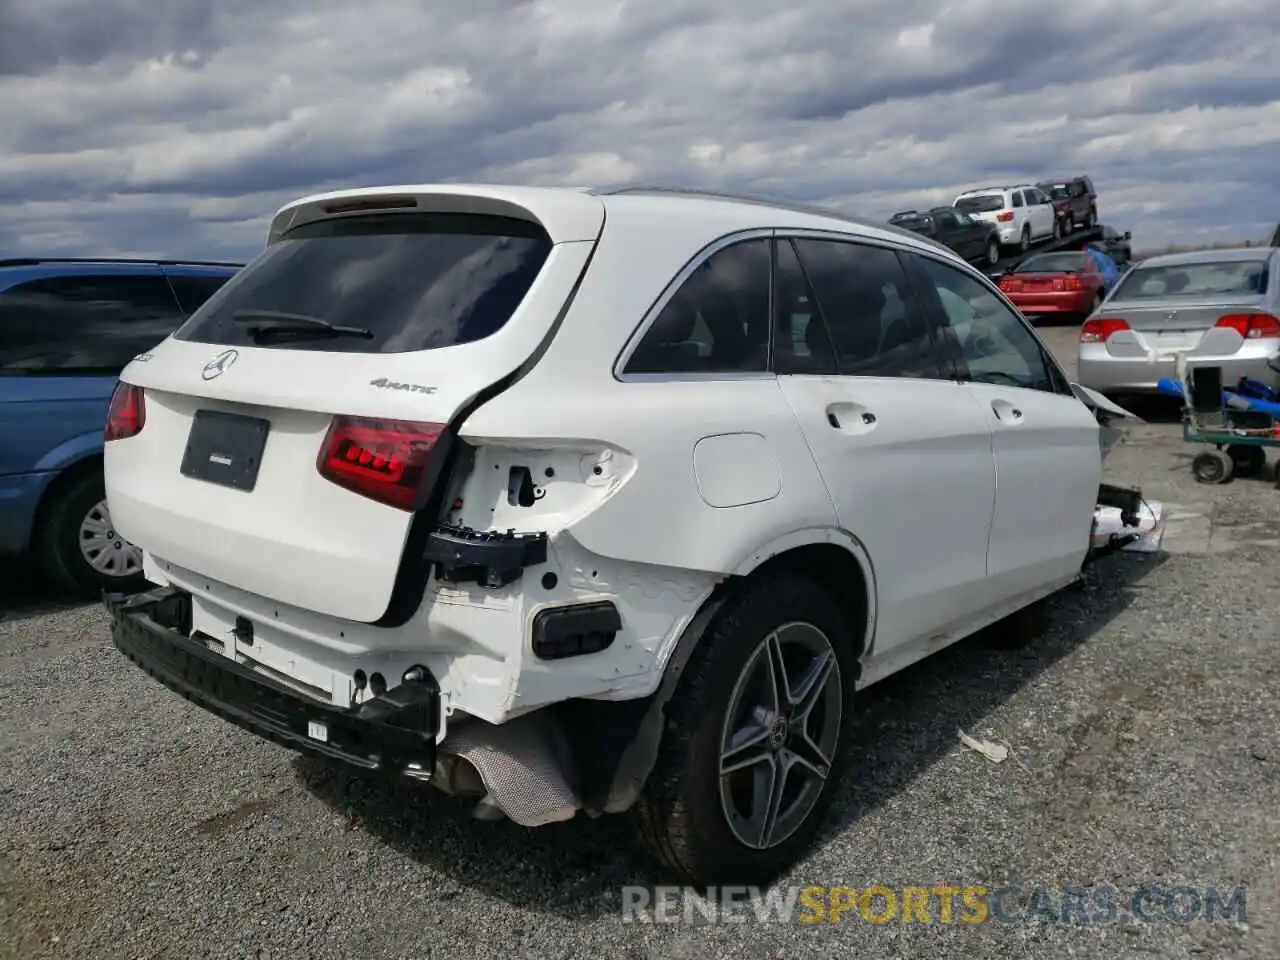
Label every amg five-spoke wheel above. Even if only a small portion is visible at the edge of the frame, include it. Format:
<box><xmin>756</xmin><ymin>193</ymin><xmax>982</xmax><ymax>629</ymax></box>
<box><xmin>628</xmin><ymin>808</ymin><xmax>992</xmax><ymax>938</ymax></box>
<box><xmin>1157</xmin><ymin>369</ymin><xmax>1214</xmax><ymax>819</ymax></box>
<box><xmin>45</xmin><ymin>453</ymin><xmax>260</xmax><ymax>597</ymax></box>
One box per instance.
<box><xmin>719</xmin><ymin>624</ymin><xmax>842</xmax><ymax>850</ymax></box>
<box><xmin>633</xmin><ymin>571</ymin><xmax>855</xmax><ymax>886</ymax></box>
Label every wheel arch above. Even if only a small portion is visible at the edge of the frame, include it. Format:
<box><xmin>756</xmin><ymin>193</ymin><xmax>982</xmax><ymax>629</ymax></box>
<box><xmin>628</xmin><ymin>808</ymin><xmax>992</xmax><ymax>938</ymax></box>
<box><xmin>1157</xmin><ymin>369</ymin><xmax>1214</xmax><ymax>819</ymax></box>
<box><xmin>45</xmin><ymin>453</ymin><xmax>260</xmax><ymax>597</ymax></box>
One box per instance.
<box><xmin>569</xmin><ymin>530</ymin><xmax>877</xmax><ymax>817</ymax></box>
<box><xmin>727</xmin><ymin>528</ymin><xmax>877</xmax><ymax>661</ymax></box>
<box><xmin>31</xmin><ymin>453</ymin><xmax>104</xmax><ymax>544</ymax></box>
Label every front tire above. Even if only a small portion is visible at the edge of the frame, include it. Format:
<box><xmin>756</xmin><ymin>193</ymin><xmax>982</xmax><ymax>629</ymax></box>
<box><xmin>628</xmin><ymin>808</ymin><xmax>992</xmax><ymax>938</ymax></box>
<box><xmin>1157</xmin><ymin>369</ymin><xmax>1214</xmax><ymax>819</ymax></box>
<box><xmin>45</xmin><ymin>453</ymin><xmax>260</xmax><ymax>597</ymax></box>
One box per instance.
<box><xmin>37</xmin><ymin>469</ymin><xmax>145</xmax><ymax>595</ymax></box>
<box><xmin>632</xmin><ymin>572</ymin><xmax>858</xmax><ymax>886</ymax></box>
<box><xmin>984</xmin><ymin>237</ymin><xmax>1000</xmax><ymax>267</ymax></box>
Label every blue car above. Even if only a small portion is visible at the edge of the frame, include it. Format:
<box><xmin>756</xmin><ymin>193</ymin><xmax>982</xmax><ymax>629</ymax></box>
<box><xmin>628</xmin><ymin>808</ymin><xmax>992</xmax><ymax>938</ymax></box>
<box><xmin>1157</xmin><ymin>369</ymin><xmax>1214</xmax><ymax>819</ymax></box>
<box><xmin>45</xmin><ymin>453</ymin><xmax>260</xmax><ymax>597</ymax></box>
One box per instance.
<box><xmin>0</xmin><ymin>257</ymin><xmax>242</xmax><ymax>593</ymax></box>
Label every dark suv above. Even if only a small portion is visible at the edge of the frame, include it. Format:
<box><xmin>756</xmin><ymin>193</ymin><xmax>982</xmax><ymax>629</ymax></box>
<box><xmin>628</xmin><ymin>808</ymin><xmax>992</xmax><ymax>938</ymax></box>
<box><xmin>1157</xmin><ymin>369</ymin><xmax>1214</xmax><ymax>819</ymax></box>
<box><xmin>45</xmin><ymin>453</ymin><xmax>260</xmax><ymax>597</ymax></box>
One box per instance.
<box><xmin>888</xmin><ymin>207</ymin><xmax>1002</xmax><ymax>267</ymax></box>
<box><xmin>1036</xmin><ymin>176</ymin><xmax>1097</xmax><ymax>232</ymax></box>
<box><xmin>0</xmin><ymin>257</ymin><xmax>241</xmax><ymax>592</ymax></box>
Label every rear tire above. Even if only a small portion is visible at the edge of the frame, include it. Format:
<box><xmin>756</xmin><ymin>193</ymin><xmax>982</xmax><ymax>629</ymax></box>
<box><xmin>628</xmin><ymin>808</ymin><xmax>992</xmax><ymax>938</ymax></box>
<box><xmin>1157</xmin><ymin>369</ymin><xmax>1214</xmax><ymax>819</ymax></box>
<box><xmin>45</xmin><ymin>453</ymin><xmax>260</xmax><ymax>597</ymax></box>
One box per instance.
<box><xmin>36</xmin><ymin>469</ymin><xmax>146</xmax><ymax>596</ymax></box>
<box><xmin>1192</xmin><ymin>449</ymin><xmax>1233</xmax><ymax>485</ymax></box>
<box><xmin>631</xmin><ymin>572</ymin><xmax>858</xmax><ymax>887</ymax></box>
<box><xmin>1018</xmin><ymin>225</ymin><xmax>1030</xmax><ymax>252</ymax></box>
<box><xmin>1227</xmin><ymin>444</ymin><xmax>1266</xmax><ymax>477</ymax></box>
<box><xmin>984</xmin><ymin>237</ymin><xmax>1000</xmax><ymax>267</ymax></box>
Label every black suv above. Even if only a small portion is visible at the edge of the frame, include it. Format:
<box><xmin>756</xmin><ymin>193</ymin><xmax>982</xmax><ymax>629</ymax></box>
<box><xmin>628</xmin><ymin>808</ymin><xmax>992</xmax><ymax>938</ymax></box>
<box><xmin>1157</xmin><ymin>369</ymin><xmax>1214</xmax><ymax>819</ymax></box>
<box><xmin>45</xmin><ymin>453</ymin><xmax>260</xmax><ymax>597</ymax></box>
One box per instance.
<box><xmin>1036</xmin><ymin>176</ymin><xmax>1098</xmax><ymax>232</ymax></box>
<box><xmin>888</xmin><ymin>207</ymin><xmax>1002</xmax><ymax>267</ymax></box>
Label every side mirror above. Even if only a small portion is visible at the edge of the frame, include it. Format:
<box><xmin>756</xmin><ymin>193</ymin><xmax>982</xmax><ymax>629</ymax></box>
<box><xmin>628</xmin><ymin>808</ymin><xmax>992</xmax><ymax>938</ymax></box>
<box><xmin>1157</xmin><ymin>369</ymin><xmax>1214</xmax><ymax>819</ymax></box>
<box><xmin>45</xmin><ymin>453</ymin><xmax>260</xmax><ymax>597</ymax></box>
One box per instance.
<box><xmin>1124</xmin><ymin>231</ymin><xmax>1132</xmax><ymax>240</ymax></box>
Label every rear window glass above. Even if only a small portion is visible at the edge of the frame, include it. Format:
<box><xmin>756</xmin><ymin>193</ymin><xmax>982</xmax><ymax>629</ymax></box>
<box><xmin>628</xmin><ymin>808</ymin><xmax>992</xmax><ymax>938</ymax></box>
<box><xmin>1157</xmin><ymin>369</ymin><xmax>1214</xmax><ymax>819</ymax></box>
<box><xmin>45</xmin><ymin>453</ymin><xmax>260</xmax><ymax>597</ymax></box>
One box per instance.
<box><xmin>890</xmin><ymin>213</ymin><xmax>931</xmax><ymax>230</ymax></box>
<box><xmin>1111</xmin><ymin>260</ymin><xmax>1270</xmax><ymax>300</ymax></box>
<box><xmin>173</xmin><ymin>213</ymin><xmax>553</xmax><ymax>353</ymax></box>
<box><xmin>1015</xmin><ymin>252</ymin><xmax>1088</xmax><ymax>273</ymax></box>
<box><xmin>955</xmin><ymin>195</ymin><xmax>1004</xmax><ymax>214</ymax></box>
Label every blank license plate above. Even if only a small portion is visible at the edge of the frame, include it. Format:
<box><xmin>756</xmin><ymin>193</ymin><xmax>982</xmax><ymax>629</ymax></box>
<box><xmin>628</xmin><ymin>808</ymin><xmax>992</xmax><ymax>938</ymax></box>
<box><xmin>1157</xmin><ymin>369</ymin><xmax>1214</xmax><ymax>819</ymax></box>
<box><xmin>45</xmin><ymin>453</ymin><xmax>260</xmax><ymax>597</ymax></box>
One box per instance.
<box><xmin>179</xmin><ymin>410</ymin><xmax>270</xmax><ymax>492</ymax></box>
<box><xmin>1156</xmin><ymin>332</ymin><xmax>1200</xmax><ymax>350</ymax></box>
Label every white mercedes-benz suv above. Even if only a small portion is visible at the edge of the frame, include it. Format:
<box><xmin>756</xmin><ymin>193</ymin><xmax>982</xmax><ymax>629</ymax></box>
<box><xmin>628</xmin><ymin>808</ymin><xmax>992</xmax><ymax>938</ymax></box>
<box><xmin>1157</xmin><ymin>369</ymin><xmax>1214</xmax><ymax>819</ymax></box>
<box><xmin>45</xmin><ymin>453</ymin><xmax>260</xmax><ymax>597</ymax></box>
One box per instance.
<box><xmin>102</xmin><ymin>183</ymin><xmax>1146</xmax><ymax>885</ymax></box>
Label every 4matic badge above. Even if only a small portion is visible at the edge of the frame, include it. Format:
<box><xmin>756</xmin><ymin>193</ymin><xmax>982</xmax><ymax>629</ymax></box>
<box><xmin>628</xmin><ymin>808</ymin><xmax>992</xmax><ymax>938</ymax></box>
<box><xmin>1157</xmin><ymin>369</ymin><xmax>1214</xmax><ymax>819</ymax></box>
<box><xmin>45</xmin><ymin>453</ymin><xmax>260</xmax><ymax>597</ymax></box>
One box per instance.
<box><xmin>369</xmin><ymin>377</ymin><xmax>437</xmax><ymax>395</ymax></box>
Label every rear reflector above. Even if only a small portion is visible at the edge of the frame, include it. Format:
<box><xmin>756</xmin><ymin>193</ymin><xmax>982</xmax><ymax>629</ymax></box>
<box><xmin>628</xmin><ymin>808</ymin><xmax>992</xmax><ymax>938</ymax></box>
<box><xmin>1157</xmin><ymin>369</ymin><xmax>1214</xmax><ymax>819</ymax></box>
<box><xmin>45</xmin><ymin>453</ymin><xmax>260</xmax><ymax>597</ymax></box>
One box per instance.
<box><xmin>317</xmin><ymin>416</ymin><xmax>446</xmax><ymax>510</ymax></box>
<box><xmin>1081</xmin><ymin>318</ymin><xmax>1130</xmax><ymax>343</ymax></box>
<box><xmin>105</xmin><ymin>382</ymin><xmax>146</xmax><ymax>442</ymax></box>
<box><xmin>1215</xmin><ymin>313</ymin><xmax>1280</xmax><ymax>339</ymax></box>
<box><xmin>996</xmin><ymin>211</ymin><xmax>1014</xmax><ymax>222</ymax></box>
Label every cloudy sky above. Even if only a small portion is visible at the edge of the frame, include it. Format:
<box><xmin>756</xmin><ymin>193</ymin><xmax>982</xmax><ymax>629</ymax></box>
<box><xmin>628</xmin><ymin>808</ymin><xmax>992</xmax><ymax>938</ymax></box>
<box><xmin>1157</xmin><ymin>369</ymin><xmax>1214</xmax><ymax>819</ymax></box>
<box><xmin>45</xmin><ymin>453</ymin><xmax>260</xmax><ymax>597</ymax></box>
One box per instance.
<box><xmin>3</xmin><ymin>0</ymin><xmax>1279</xmax><ymax>262</ymax></box>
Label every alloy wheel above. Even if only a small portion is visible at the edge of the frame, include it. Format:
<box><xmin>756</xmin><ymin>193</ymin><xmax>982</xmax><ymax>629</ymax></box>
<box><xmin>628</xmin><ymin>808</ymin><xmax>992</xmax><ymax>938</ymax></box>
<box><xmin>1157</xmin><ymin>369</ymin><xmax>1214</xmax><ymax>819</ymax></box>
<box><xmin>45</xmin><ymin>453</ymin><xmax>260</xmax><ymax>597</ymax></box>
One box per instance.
<box><xmin>718</xmin><ymin>622</ymin><xmax>843</xmax><ymax>850</ymax></box>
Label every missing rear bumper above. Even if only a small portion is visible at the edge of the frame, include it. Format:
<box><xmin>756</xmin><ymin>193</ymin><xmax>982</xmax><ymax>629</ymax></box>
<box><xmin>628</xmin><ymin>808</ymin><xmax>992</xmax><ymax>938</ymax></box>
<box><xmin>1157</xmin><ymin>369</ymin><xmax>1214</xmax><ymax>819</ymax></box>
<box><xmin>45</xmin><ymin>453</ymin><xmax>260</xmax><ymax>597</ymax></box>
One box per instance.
<box><xmin>104</xmin><ymin>587</ymin><xmax>441</xmax><ymax>778</ymax></box>
<box><xmin>423</xmin><ymin>522</ymin><xmax>548</xmax><ymax>587</ymax></box>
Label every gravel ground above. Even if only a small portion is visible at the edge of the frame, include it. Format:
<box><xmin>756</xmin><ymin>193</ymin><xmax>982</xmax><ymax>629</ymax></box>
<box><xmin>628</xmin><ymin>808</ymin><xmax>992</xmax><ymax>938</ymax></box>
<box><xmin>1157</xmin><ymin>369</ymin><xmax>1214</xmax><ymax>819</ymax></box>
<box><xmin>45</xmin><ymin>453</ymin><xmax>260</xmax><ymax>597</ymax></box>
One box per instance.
<box><xmin>2</xmin><ymin>325</ymin><xmax>1279</xmax><ymax>959</ymax></box>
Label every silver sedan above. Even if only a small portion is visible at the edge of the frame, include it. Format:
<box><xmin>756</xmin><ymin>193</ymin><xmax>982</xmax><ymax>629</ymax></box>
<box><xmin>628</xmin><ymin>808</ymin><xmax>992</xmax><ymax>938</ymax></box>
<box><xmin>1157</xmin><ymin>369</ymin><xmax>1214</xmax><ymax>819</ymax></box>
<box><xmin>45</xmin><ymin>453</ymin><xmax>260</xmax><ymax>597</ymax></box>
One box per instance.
<box><xmin>1076</xmin><ymin>246</ymin><xmax>1280</xmax><ymax>398</ymax></box>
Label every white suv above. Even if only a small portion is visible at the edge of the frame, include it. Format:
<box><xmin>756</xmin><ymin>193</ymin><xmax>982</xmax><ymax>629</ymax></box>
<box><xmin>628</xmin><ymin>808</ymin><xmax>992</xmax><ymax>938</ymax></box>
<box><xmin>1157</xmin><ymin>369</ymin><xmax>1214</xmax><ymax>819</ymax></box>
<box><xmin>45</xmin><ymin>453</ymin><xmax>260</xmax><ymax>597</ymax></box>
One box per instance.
<box><xmin>102</xmin><ymin>184</ymin><xmax>1145</xmax><ymax>885</ymax></box>
<box><xmin>954</xmin><ymin>184</ymin><xmax>1058</xmax><ymax>254</ymax></box>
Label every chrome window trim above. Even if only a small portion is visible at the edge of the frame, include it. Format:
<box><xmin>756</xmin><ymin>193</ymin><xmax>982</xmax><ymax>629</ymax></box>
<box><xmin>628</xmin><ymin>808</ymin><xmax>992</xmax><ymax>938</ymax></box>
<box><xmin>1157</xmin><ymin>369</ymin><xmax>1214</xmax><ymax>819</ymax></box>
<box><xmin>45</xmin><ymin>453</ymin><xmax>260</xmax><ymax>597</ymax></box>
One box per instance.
<box><xmin>612</xmin><ymin>227</ymin><xmax>777</xmax><ymax>382</ymax></box>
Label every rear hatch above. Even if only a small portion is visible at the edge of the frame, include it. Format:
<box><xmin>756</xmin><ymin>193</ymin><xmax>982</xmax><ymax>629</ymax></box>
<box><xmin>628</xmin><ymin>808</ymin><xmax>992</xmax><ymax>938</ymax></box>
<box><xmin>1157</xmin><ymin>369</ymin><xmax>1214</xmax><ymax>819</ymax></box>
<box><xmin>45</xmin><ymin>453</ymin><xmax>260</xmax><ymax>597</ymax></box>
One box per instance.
<box><xmin>105</xmin><ymin>191</ymin><xmax>603</xmax><ymax>622</ymax></box>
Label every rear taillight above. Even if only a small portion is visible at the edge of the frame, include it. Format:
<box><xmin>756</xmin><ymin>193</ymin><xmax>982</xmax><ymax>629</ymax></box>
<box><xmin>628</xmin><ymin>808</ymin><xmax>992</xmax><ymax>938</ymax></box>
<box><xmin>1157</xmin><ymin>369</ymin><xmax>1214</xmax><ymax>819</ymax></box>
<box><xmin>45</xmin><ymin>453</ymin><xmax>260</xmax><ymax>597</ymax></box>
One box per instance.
<box><xmin>1062</xmin><ymin>275</ymin><xmax>1082</xmax><ymax>291</ymax></box>
<box><xmin>1080</xmin><ymin>318</ymin><xmax>1130</xmax><ymax>343</ymax></box>
<box><xmin>1000</xmin><ymin>278</ymin><xmax>1023</xmax><ymax>292</ymax></box>
<box><xmin>104</xmin><ymin>382</ymin><xmax>146</xmax><ymax>442</ymax></box>
<box><xmin>996</xmin><ymin>211</ymin><xmax>1014</xmax><ymax>222</ymax></box>
<box><xmin>1214</xmin><ymin>313</ymin><xmax>1280</xmax><ymax>339</ymax></box>
<box><xmin>317</xmin><ymin>416</ymin><xmax>446</xmax><ymax>510</ymax></box>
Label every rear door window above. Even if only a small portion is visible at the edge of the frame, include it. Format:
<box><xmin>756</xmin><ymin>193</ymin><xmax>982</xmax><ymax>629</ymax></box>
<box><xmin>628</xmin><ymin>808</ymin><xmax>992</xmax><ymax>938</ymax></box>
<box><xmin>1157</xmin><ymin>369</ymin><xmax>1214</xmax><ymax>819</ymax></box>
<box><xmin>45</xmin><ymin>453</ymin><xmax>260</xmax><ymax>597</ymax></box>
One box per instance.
<box><xmin>168</xmin><ymin>274</ymin><xmax>235</xmax><ymax>316</ymax></box>
<box><xmin>789</xmin><ymin>238</ymin><xmax>944</xmax><ymax>380</ymax></box>
<box><xmin>0</xmin><ymin>274</ymin><xmax>184</xmax><ymax>374</ymax></box>
<box><xmin>173</xmin><ymin>212</ymin><xmax>553</xmax><ymax>354</ymax></box>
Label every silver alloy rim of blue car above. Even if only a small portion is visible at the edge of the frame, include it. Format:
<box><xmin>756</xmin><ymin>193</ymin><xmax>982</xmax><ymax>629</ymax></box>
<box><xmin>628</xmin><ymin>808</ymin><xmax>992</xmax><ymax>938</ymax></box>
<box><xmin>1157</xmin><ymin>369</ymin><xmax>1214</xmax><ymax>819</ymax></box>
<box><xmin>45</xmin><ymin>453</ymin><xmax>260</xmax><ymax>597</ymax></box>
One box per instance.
<box><xmin>78</xmin><ymin>498</ymin><xmax>143</xmax><ymax>578</ymax></box>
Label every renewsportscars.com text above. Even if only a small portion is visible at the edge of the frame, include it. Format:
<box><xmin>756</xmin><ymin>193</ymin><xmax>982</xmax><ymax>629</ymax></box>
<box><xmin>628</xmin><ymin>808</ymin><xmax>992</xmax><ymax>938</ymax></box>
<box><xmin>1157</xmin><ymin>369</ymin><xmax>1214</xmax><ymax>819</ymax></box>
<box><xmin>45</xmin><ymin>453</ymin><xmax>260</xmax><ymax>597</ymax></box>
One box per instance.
<box><xmin>620</xmin><ymin>883</ymin><xmax>1248</xmax><ymax>926</ymax></box>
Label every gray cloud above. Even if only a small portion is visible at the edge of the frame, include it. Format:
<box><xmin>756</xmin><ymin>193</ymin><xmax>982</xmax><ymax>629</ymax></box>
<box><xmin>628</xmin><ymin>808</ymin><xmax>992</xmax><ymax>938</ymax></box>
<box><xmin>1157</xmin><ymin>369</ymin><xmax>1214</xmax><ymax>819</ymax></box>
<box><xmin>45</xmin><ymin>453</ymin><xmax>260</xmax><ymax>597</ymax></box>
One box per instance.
<box><xmin>2</xmin><ymin>0</ymin><xmax>1278</xmax><ymax>258</ymax></box>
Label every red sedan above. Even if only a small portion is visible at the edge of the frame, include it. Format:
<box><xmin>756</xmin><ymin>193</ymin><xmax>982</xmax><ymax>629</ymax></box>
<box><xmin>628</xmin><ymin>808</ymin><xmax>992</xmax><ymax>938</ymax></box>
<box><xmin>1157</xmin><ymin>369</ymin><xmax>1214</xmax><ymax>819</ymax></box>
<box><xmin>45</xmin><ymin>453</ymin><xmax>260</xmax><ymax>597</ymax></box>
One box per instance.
<box><xmin>996</xmin><ymin>251</ymin><xmax>1108</xmax><ymax>320</ymax></box>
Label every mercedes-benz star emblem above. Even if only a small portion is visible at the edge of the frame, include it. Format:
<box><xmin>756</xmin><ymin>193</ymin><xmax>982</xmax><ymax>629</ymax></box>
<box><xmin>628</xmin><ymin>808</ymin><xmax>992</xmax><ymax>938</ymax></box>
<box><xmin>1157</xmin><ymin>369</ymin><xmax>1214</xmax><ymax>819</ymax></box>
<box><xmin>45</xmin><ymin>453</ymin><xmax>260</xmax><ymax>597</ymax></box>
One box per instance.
<box><xmin>202</xmin><ymin>349</ymin><xmax>239</xmax><ymax>381</ymax></box>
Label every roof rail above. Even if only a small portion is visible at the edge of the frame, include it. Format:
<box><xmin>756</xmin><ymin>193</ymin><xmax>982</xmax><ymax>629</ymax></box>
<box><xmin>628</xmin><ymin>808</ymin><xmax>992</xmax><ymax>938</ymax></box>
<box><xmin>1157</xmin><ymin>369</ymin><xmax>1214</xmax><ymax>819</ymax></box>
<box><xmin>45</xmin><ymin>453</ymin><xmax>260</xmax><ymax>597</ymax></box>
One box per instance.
<box><xmin>588</xmin><ymin>183</ymin><xmax>932</xmax><ymax>241</ymax></box>
<box><xmin>0</xmin><ymin>256</ymin><xmax>244</xmax><ymax>269</ymax></box>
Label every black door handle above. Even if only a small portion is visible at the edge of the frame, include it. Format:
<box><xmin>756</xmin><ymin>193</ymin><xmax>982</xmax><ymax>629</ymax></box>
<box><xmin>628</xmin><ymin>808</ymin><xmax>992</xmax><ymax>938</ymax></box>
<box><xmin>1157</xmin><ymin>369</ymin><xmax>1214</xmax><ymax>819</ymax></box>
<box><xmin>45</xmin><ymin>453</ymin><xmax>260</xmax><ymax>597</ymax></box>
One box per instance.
<box><xmin>861</xmin><ymin>412</ymin><xmax>876</xmax><ymax>424</ymax></box>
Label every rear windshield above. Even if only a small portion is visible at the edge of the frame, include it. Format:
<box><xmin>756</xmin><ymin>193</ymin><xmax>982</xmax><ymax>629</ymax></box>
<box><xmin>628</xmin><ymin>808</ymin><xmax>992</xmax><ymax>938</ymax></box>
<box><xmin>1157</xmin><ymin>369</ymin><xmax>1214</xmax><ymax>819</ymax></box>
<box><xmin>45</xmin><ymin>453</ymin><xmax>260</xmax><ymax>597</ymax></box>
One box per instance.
<box><xmin>1015</xmin><ymin>252</ymin><xmax>1088</xmax><ymax>273</ymax></box>
<box><xmin>955</xmin><ymin>195</ymin><xmax>1004</xmax><ymax>213</ymax></box>
<box><xmin>173</xmin><ymin>212</ymin><xmax>553</xmax><ymax>353</ymax></box>
<box><xmin>889</xmin><ymin>213</ymin><xmax>931</xmax><ymax>230</ymax></box>
<box><xmin>1110</xmin><ymin>260</ymin><xmax>1270</xmax><ymax>300</ymax></box>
